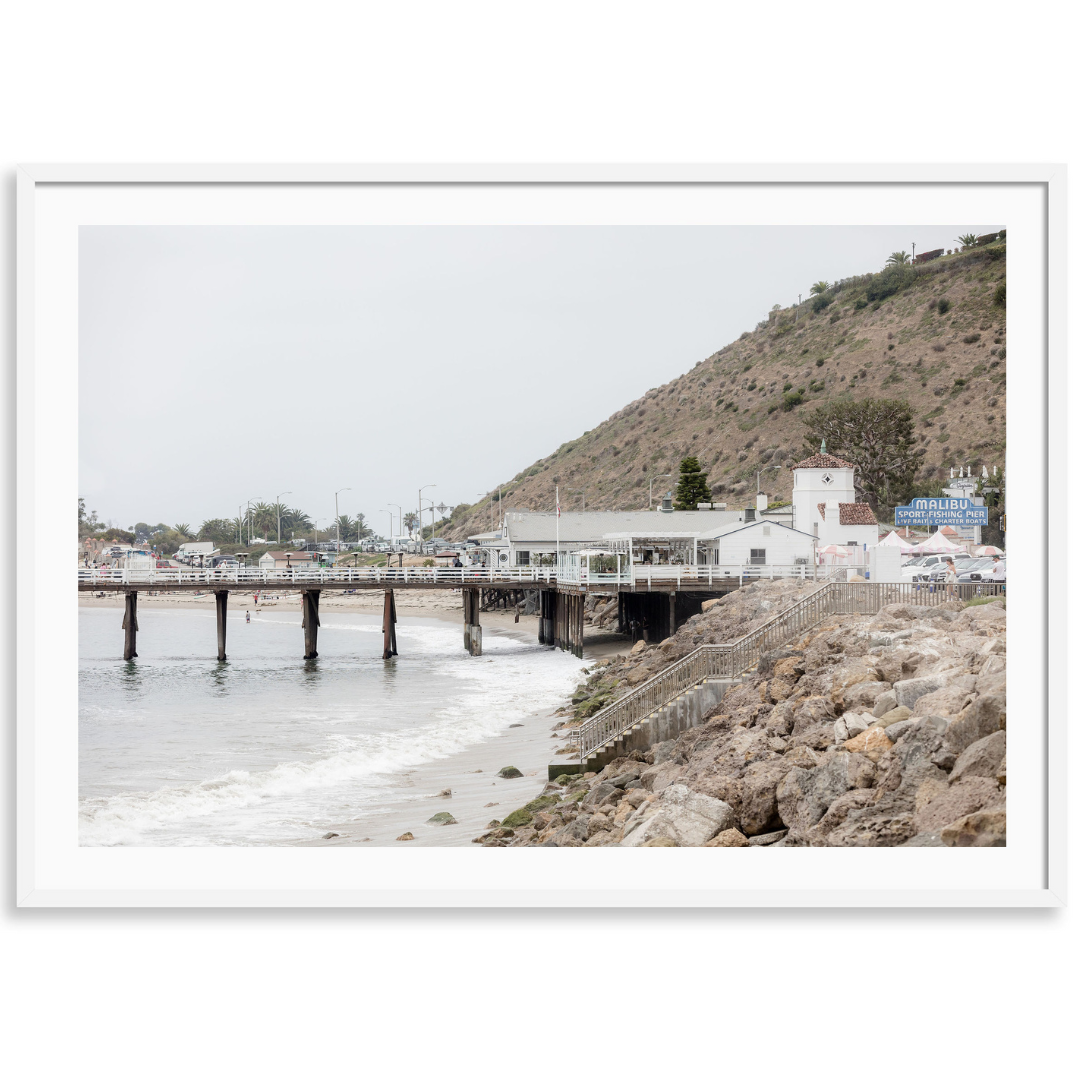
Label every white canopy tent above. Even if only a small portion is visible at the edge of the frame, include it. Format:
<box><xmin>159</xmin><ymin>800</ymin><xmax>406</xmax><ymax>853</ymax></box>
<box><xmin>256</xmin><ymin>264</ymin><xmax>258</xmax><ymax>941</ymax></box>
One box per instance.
<box><xmin>916</xmin><ymin>532</ymin><xmax>965</xmax><ymax>554</ymax></box>
<box><xmin>877</xmin><ymin>530</ymin><xmax>920</xmax><ymax>554</ymax></box>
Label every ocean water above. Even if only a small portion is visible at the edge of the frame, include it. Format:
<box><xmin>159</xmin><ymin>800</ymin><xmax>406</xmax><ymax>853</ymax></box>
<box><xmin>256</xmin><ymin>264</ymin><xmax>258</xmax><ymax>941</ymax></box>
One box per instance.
<box><xmin>79</xmin><ymin>606</ymin><xmax>583</xmax><ymax>846</ymax></box>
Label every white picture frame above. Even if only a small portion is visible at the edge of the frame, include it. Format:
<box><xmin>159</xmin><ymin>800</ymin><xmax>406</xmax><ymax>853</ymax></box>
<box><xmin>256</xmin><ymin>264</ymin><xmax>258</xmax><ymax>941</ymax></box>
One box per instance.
<box><xmin>17</xmin><ymin>164</ymin><xmax>1066</xmax><ymax>907</ymax></box>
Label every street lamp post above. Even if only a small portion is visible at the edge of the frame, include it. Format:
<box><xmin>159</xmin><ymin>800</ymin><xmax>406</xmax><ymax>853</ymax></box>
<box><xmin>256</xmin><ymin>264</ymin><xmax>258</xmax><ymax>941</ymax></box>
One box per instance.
<box><xmin>388</xmin><ymin>504</ymin><xmax>403</xmax><ymax>544</ymax></box>
<box><xmin>334</xmin><ymin>487</ymin><xmax>351</xmax><ymax>551</ymax></box>
<box><xmin>756</xmin><ymin>465</ymin><xmax>781</xmax><ymax>504</ymax></box>
<box><xmin>649</xmin><ymin>474</ymin><xmax>671</xmax><ymax>509</ymax></box>
<box><xmin>245</xmin><ymin>499</ymin><xmax>264</xmax><ymax>546</ymax></box>
<box><xmin>418</xmin><ymin>485</ymin><xmax>435</xmax><ymax>549</ymax></box>
<box><xmin>275</xmin><ymin>491</ymin><xmax>292</xmax><ymax>546</ymax></box>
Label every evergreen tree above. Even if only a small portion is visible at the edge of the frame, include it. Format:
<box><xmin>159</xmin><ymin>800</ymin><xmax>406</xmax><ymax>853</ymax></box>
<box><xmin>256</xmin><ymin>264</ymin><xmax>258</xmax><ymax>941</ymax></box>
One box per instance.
<box><xmin>673</xmin><ymin>456</ymin><xmax>711</xmax><ymax>510</ymax></box>
<box><xmin>801</xmin><ymin>398</ymin><xmax>923</xmax><ymax>513</ymax></box>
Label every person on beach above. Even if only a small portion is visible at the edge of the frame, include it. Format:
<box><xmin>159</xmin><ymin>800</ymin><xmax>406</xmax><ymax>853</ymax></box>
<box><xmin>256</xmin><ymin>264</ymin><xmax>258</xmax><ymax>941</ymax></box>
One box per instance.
<box><xmin>246</xmin><ymin>610</ymin><xmax>251</xmax><ymax>623</ymax></box>
<box><xmin>943</xmin><ymin>558</ymin><xmax>958</xmax><ymax>599</ymax></box>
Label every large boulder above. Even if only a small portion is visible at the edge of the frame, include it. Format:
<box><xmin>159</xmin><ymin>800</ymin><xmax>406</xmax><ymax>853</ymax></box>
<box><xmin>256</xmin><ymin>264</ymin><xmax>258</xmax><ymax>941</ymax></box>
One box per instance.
<box><xmin>777</xmin><ymin>754</ymin><xmax>858</xmax><ymax>833</ymax></box>
<box><xmin>912</xmin><ymin>681</ymin><xmax>977</xmax><ymax>719</ymax></box>
<box><xmin>912</xmin><ymin>776</ymin><xmax>1003</xmax><ymax>834</ymax></box>
<box><xmin>943</xmin><ymin>693</ymin><xmax>1007</xmax><ymax>756</ymax></box>
<box><xmin>791</xmin><ymin>696</ymin><xmax>835</xmax><ymax>735</ymax></box>
<box><xmin>892</xmin><ymin>675</ymin><xmax>948</xmax><ymax>710</ymax></box>
<box><xmin>841</xmin><ymin>680</ymin><xmax>893</xmax><ymax>713</ymax></box>
<box><xmin>737</xmin><ymin>758</ymin><xmax>793</xmax><ymax>835</ymax></box>
<box><xmin>705</xmin><ymin>829</ymin><xmax>750</xmax><ymax>847</ymax></box>
<box><xmin>872</xmin><ymin>690</ymin><xmax>899</xmax><ymax>718</ymax></box>
<box><xmin>621</xmin><ymin>784</ymin><xmax>736</xmax><ymax>847</ymax></box>
<box><xmin>842</xmin><ymin>727</ymin><xmax>893</xmax><ymax>762</ymax></box>
<box><xmin>639</xmin><ymin>760</ymin><xmax>683</xmax><ymax>794</ymax></box>
<box><xmin>949</xmin><ymin>730</ymin><xmax>1007</xmax><ymax>784</ymax></box>
<box><xmin>942</xmin><ymin>808</ymin><xmax>1006</xmax><ymax>847</ymax></box>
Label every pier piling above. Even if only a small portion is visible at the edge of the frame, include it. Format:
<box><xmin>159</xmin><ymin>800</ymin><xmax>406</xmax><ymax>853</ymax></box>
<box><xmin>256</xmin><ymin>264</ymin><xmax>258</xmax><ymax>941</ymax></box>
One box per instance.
<box><xmin>382</xmin><ymin>589</ymin><xmax>398</xmax><ymax>659</ymax></box>
<box><xmin>121</xmin><ymin>590</ymin><xmax>139</xmax><ymax>660</ymax></box>
<box><xmin>301</xmin><ymin>589</ymin><xmax>321</xmax><ymax>659</ymax></box>
<box><xmin>538</xmin><ymin>590</ymin><xmax>554</xmax><ymax>646</ymax></box>
<box><xmin>463</xmin><ymin>588</ymin><xmax>482</xmax><ymax>655</ymax></box>
<box><xmin>215</xmin><ymin>590</ymin><xmax>228</xmax><ymax>661</ymax></box>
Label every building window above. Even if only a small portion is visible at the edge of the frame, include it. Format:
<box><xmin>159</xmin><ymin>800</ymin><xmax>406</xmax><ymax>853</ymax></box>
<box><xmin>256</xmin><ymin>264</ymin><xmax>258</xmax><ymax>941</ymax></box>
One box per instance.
<box><xmin>762</xmin><ymin>525</ymin><xmax>771</xmax><ymax>537</ymax></box>
<box><xmin>821</xmin><ymin>474</ymin><xmax>833</xmax><ymax>486</ymax></box>
<box><xmin>750</xmin><ymin>548</ymin><xmax>766</xmax><ymax>565</ymax></box>
<box><xmin>516</xmin><ymin>550</ymin><xmax>530</xmax><ymax>566</ymax></box>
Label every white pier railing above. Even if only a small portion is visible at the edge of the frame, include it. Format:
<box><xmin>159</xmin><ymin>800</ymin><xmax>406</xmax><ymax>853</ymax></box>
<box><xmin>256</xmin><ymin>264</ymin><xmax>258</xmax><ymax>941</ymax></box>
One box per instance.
<box><xmin>78</xmin><ymin>562</ymin><xmax>825</xmax><ymax>589</ymax></box>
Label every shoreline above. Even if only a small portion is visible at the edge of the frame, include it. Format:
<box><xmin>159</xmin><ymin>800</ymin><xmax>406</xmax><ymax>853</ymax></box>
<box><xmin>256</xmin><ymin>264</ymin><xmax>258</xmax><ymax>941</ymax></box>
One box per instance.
<box><xmin>79</xmin><ymin>592</ymin><xmax>630</xmax><ymax>846</ymax></box>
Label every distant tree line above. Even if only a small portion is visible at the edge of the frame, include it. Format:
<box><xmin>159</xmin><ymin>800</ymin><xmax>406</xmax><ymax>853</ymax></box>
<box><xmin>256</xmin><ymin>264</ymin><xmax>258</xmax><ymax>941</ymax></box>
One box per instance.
<box><xmin>78</xmin><ymin>498</ymin><xmax>374</xmax><ymax>549</ymax></box>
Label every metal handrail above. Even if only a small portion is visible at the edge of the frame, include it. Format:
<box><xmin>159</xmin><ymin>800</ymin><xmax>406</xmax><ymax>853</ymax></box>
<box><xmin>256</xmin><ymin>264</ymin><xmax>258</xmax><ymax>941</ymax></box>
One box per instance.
<box><xmin>574</xmin><ymin>580</ymin><xmax>1004</xmax><ymax>758</ymax></box>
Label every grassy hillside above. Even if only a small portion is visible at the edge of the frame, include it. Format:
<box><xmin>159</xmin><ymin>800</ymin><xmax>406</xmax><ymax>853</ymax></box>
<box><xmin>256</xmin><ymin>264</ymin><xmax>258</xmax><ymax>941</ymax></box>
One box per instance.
<box><xmin>447</xmin><ymin>240</ymin><xmax>1006</xmax><ymax>539</ymax></box>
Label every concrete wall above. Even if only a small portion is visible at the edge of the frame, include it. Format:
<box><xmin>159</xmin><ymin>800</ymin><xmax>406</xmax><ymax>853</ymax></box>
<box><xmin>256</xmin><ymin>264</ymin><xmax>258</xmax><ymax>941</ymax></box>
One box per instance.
<box><xmin>550</xmin><ymin>676</ymin><xmax>746</xmax><ymax>778</ymax></box>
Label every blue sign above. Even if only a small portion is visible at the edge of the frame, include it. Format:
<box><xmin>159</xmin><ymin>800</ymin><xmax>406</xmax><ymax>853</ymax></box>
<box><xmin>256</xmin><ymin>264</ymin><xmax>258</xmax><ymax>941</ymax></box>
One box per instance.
<box><xmin>894</xmin><ymin>497</ymin><xmax>988</xmax><ymax>527</ymax></box>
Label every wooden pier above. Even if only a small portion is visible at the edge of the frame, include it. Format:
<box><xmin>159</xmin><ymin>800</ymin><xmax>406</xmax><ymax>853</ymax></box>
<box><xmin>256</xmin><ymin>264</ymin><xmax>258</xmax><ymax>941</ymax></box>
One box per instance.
<box><xmin>79</xmin><ymin>565</ymin><xmax>763</xmax><ymax>663</ymax></box>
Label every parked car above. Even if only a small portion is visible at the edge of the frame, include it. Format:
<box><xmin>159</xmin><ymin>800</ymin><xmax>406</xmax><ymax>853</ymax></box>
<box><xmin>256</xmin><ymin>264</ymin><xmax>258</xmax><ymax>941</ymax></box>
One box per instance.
<box><xmin>901</xmin><ymin>554</ymin><xmax>957</xmax><ymax>579</ymax></box>
<box><xmin>958</xmin><ymin>558</ymin><xmax>1005</xmax><ymax>584</ymax></box>
<box><xmin>919</xmin><ymin>556</ymin><xmax>983</xmax><ymax>582</ymax></box>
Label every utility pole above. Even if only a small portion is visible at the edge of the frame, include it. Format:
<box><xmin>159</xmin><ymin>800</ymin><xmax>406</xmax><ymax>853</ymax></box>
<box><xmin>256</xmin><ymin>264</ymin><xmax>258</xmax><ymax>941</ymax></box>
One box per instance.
<box><xmin>335</xmin><ymin>487</ymin><xmax>351</xmax><ymax>551</ymax></box>
<box><xmin>912</xmin><ymin>241</ymin><xmax>916</xmax><ymax>264</ymax></box>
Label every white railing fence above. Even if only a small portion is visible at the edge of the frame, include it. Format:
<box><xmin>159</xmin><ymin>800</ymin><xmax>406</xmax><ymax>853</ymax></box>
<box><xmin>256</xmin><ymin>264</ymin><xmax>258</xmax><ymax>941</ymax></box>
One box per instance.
<box><xmin>78</xmin><ymin>562</ymin><xmax>822</xmax><ymax>588</ymax></box>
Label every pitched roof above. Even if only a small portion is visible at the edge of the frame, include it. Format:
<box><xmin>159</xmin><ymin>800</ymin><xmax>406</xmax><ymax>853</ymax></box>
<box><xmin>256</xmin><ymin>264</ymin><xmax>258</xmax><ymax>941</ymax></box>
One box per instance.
<box><xmin>492</xmin><ymin>509</ymin><xmax>745</xmax><ymax>544</ymax></box>
<box><xmin>792</xmin><ymin>452</ymin><xmax>855</xmax><ymax>470</ymax></box>
<box><xmin>817</xmin><ymin>502</ymin><xmax>878</xmax><ymax>525</ymax></box>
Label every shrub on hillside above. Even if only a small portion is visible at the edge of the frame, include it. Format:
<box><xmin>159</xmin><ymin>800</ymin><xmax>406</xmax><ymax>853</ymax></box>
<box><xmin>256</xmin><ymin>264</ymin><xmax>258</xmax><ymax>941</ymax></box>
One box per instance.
<box><xmin>853</xmin><ymin>298</ymin><xmax>868</xmax><ymax>310</ymax></box>
<box><xmin>865</xmin><ymin>265</ymin><xmax>914</xmax><ymax>303</ymax></box>
<box><xmin>937</xmin><ymin>298</ymin><xmax>952</xmax><ymax>315</ymax></box>
<box><xmin>962</xmin><ymin>333</ymin><xmax>981</xmax><ymax>344</ymax></box>
<box><xmin>994</xmin><ymin>282</ymin><xmax>1006</xmax><ymax>307</ymax></box>
<box><xmin>811</xmin><ymin>293</ymin><xmax>833</xmax><ymax>313</ymax></box>
<box><xmin>781</xmin><ymin>390</ymin><xmax>804</xmax><ymax>411</ymax></box>
<box><xmin>815</xmin><ymin>357</ymin><xmax>825</xmax><ymax>366</ymax></box>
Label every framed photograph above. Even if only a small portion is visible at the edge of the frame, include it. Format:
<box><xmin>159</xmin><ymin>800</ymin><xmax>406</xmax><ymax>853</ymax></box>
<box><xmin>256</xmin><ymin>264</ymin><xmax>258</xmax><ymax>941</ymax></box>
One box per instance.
<box><xmin>16</xmin><ymin>164</ymin><xmax>1065</xmax><ymax>906</ymax></box>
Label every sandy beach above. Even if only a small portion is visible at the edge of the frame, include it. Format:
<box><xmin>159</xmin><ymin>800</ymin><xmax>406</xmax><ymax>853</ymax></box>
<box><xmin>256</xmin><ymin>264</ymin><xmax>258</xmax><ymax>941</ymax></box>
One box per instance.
<box><xmin>80</xmin><ymin>590</ymin><xmax>630</xmax><ymax>846</ymax></box>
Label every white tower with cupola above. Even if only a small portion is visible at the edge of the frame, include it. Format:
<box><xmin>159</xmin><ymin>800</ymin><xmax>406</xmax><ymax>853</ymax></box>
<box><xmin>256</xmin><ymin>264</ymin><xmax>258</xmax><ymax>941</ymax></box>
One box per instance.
<box><xmin>791</xmin><ymin>439</ymin><xmax>857</xmax><ymax>536</ymax></box>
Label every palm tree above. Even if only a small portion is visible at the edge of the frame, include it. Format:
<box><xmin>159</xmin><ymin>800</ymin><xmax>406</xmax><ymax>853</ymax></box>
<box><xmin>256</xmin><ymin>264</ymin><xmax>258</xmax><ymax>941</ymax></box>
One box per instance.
<box><xmin>354</xmin><ymin>512</ymin><xmax>372</xmax><ymax>540</ymax></box>
<box><xmin>402</xmin><ymin>511</ymin><xmax>419</xmax><ymax>536</ymax></box>
<box><xmin>173</xmin><ymin>523</ymin><xmax>192</xmax><ymax>538</ymax></box>
<box><xmin>885</xmin><ymin>251</ymin><xmax>911</xmax><ymax>267</ymax></box>
<box><xmin>334</xmin><ymin>514</ymin><xmax>355</xmax><ymax>544</ymax></box>
<box><xmin>809</xmin><ymin>280</ymin><xmax>830</xmax><ymax>295</ymax></box>
<box><xmin>957</xmin><ymin>234</ymin><xmax>977</xmax><ymax>249</ymax></box>
<box><xmin>248</xmin><ymin>502</ymin><xmax>274</xmax><ymax>538</ymax></box>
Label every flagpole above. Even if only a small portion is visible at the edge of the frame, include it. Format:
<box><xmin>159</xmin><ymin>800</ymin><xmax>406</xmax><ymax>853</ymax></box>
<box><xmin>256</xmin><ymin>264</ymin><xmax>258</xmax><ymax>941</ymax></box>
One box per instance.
<box><xmin>555</xmin><ymin>484</ymin><xmax>560</xmax><ymax>577</ymax></box>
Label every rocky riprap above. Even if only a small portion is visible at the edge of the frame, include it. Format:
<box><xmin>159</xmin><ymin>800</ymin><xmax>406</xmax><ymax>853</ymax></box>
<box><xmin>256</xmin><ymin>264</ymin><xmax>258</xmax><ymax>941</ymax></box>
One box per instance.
<box><xmin>479</xmin><ymin>582</ymin><xmax>1006</xmax><ymax>848</ymax></box>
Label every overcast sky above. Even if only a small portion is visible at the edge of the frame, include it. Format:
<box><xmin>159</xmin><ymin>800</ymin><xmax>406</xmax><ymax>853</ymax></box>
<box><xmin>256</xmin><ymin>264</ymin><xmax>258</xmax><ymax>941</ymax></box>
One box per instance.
<box><xmin>80</xmin><ymin>219</ymin><xmax>977</xmax><ymax>536</ymax></box>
